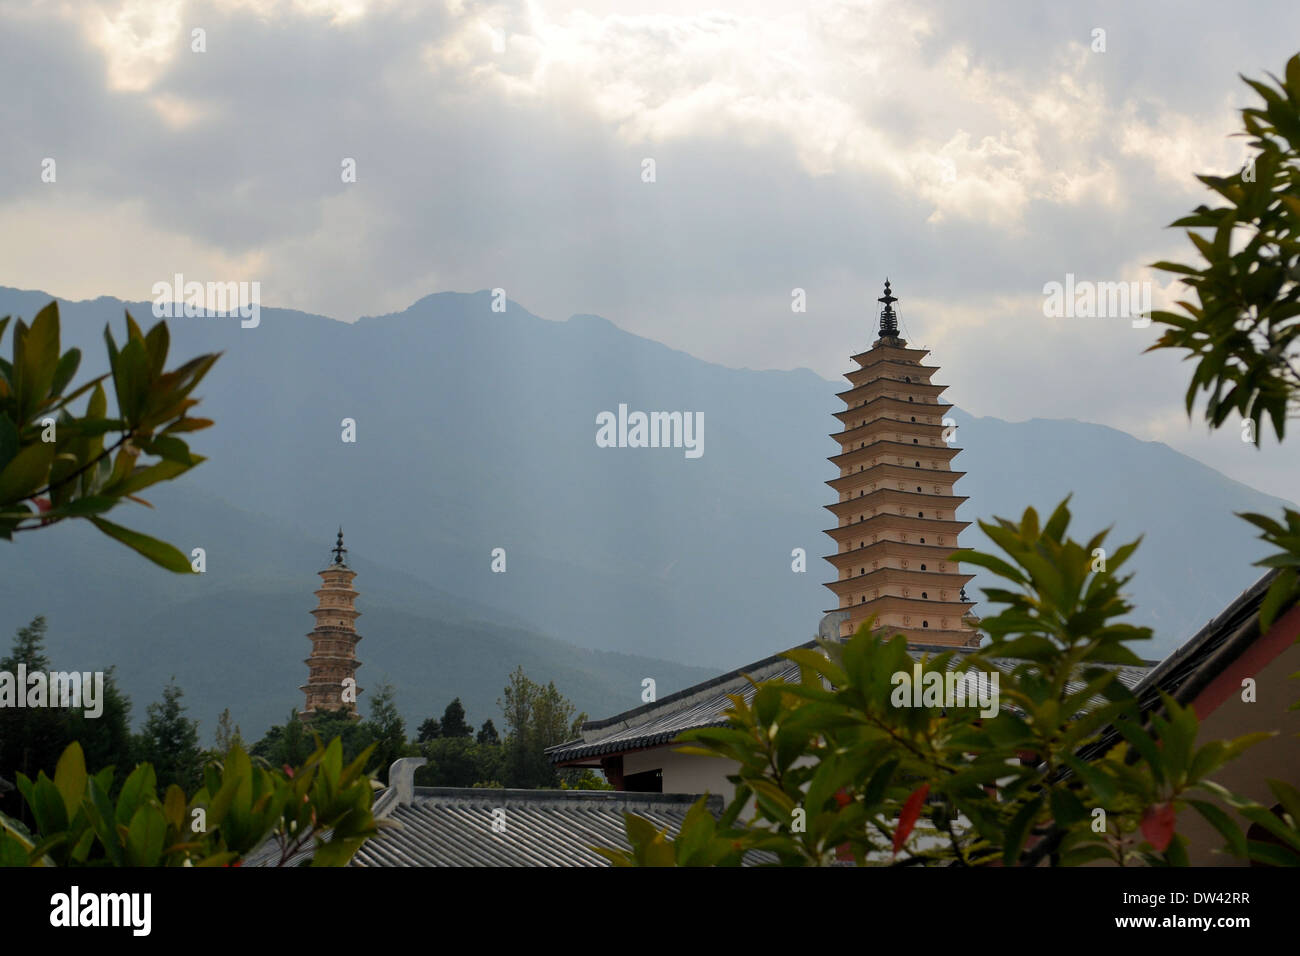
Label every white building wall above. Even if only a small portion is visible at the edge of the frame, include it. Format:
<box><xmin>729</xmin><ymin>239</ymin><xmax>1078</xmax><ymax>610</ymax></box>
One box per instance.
<box><xmin>623</xmin><ymin>747</ymin><xmax>736</xmax><ymax>802</ymax></box>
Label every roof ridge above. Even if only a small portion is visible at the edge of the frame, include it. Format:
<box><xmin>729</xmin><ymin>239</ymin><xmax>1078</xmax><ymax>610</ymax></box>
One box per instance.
<box><xmin>569</xmin><ymin>637</ymin><xmax>821</xmax><ymax>734</ymax></box>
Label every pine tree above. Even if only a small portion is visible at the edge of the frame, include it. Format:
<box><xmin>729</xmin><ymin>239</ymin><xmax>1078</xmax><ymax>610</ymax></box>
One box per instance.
<box><xmin>0</xmin><ymin>617</ymin><xmax>68</xmax><ymax>787</ymax></box>
<box><xmin>250</xmin><ymin>710</ymin><xmax>311</xmax><ymax>768</ymax></box>
<box><xmin>441</xmin><ymin>697</ymin><xmax>473</xmax><ymax>738</ymax></box>
<box><xmin>135</xmin><ymin>679</ymin><xmax>202</xmax><ymax>792</ymax></box>
<box><xmin>476</xmin><ymin>718</ymin><xmax>500</xmax><ymax>746</ymax></box>
<box><xmin>65</xmin><ymin>666</ymin><xmax>133</xmax><ymax>784</ymax></box>
<box><xmin>417</xmin><ymin>717</ymin><xmax>442</xmax><ymax>742</ymax></box>
<box><xmin>362</xmin><ymin>681</ymin><xmax>407</xmax><ymax>784</ymax></box>
<box><xmin>213</xmin><ymin>708</ymin><xmax>244</xmax><ymax>756</ymax></box>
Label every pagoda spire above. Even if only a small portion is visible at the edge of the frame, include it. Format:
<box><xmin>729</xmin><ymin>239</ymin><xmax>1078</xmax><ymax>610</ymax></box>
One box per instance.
<box><xmin>877</xmin><ymin>278</ymin><xmax>900</xmax><ymax>340</ymax></box>
<box><xmin>332</xmin><ymin>526</ymin><xmax>347</xmax><ymax>565</ymax></box>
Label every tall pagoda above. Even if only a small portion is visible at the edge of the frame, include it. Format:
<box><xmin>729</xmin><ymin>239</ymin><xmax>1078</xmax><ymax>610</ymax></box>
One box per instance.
<box><xmin>822</xmin><ymin>281</ymin><xmax>979</xmax><ymax>646</ymax></box>
<box><xmin>300</xmin><ymin>529</ymin><xmax>363</xmax><ymax>720</ymax></box>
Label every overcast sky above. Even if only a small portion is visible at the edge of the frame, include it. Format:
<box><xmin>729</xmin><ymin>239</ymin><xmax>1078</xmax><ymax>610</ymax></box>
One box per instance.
<box><xmin>2</xmin><ymin>0</ymin><xmax>1298</xmax><ymax>501</ymax></box>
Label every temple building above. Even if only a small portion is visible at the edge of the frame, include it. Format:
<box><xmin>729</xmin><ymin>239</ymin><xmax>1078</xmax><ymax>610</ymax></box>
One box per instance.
<box><xmin>300</xmin><ymin>529</ymin><xmax>363</xmax><ymax>720</ymax></box>
<box><xmin>823</xmin><ymin>280</ymin><xmax>979</xmax><ymax>645</ymax></box>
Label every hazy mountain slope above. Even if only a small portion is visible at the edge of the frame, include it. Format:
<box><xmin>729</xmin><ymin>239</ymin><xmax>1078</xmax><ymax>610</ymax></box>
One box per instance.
<box><xmin>0</xmin><ymin>285</ymin><xmax>1292</xmax><ymax>738</ymax></box>
<box><xmin>0</xmin><ymin>480</ymin><xmax>715</xmax><ymax>736</ymax></box>
<box><xmin>951</xmin><ymin>413</ymin><xmax>1286</xmax><ymax>652</ymax></box>
<box><xmin>0</xmin><ymin>288</ymin><xmax>833</xmax><ymax>669</ymax></box>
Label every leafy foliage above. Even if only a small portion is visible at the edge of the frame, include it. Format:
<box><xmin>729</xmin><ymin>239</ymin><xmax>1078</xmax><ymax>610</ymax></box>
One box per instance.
<box><xmin>1141</xmin><ymin>53</ymin><xmax>1300</xmax><ymax>862</ymax></box>
<box><xmin>440</xmin><ymin>697</ymin><xmax>473</xmax><ymax>738</ymax></box>
<box><xmin>561</xmin><ymin>768</ymin><xmax>614</xmax><ymax>791</ymax></box>
<box><xmin>0</xmin><ymin>617</ymin><xmax>135</xmax><ymax>820</ymax></box>
<box><xmin>599</xmin><ymin>500</ymin><xmax>1272</xmax><ymax>866</ymax></box>
<box><xmin>134</xmin><ymin>680</ymin><xmax>202</xmax><ymax>794</ymax></box>
<box><xmin>1145</xmin><ymin>53</ymin><xmax>1300</xmax><ymax>635</ymax></box>
<box><xmin>594</xmin><ymin>797</ymin><xmax>747</xmax><ymax>867</ymax></box>
<box><xmin>417</xmin><ymin>737</ymin><xmax>493</xmax><ymax>787</ymax></box>
<box><xmin>1239</xmin><ymin>508</ymin><xmax>1300</xmax><ymax>630</ymax></box>
<box><xmin>0</xmin><ymin>617</ymin><xmax>67</xmax><ymax>816</ymax></box>
<box><xmin>499</xmin><ymin>666</ymin><xmax>587</xmax><ymax>788</ymax></box>
<box><xmin>210</xmin><ymin>707</ymin><xmax>244</xmax><ymax>758</ymax></box>
<box><xmin>363</xmin><ymin>682</ymin><xmax>408</xmax><ymax>785</ymax></box>
<box><xmin>417</xmin><ymin>717</ymin><xmax>442</xmax><ymax>742</ymax></box>
<box><xmin>0</xmin><ymin>737</ymin><xmax>377</xmax><ymax>867</ymax></box>
<box><xmin>0</xmin><ymin>302</ymin><xmax>219</xmax><ymax>569</ymax></box>
<box><xmin>476</xmin><ymin>718</ymin><xmax>500</xmax><ymax>746</ymax></box>
<box><xmin>1148</xmin><ymin>53</ymin><xmax>1300</xmax><ymax>445</ymax></box>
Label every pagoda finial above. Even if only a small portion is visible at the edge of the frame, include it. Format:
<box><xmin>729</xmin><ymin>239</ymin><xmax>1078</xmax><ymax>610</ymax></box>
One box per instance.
<box><xmin>332</xmin><ymin>527</ymin><xmax>347</xmax><ymax>565</ymax></box>
<box><xmin>877</xmin><ymin>278</ymin><xmax>899</xmax><ymax>338</ymax></box>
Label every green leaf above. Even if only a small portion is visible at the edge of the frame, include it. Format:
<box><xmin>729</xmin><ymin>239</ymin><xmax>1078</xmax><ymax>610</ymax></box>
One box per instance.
<box><xmin>27</xmin><ymin>776</ymin><xmax>69</xmax><ymax>839</ymax></box>
<box><xmin>1259</xmin><ymin>568</ymin><xmax>1299</xmax><ymax>631</ymax></box>
<box><xmin>88</xmin><ymin>517</ymin><xmax>194</xmax><ymax>572</ymax></box>
<box><xmin>112</xmin><ymin>336</ymin><xmax>150</xmax><ymax>425</ymax></box>
<box><xmin>102</xmin><ymin>456</ymin><xmax>196</xmax><ymax>498</ymax></box>
<box><xmin>116</xmin><ymin>763</ymin><xmax>158</xmax><ymax>827</ymax></box>
<box><xmin>1266</xmin><ymin>779</ymin><xmax>1300</xmax><ymax>831</ymax></box>
<box><xmin>1186</xmin><ymin>799</ymin><xmax>1248</xmax><ymax>858</ymax></box>
<box><xmin>1245</xmin><ymin>839</ymin><xmax>1300</xmax><ymax>867</ymax></box>
<box><xmin>39</xmin><ymin>495</ymin><xmax>117</xmax><ymax>520</ymax></box>
<box><xmin>85</xmin><ymin>778</ymin><xmax>124</xmax><ymax>866</ymax></box>
<box><xmin>673</xmin><ymin>797</ymin><xmax>718</xmax><ymax>865</ymax></box>
<box><xmin>949</xmin><ymin>549</ymin><xmax>1028</xmax><ymax>585</ymax></box>
<box><xmin>1060</xmin><ymin>843</ymin><xmax>1116</xmax><ymax>866</ymax></box>
<box><xmin>48</xmin><ymin>348</ymin><xmax>81</xmax><ymax>401</ymax></box>
<box><xmin>0</xmin><ymin>441</ymin><xmax>54</xmax><ymax>504</ymax></box>
<box><xmin>18</xmin><ymin>302</ymin><xmax>59</xmax><ymax>422</ymax></box>
<box><xmin>0</xmin><ymin>415</ymin><xmax>18</xmax><ymax>475</ymax></box>
<box><xmin>1049</xmin><ymin>787</ymin><xmax>1087</xmax><ymax>827</ymax></box>
<box><xmin>143</xmin><ymin>321</ymin><xmax>170</xmax><ymax>378</ymax></box>
<box><xmin>125</xmin><ymin>805</ymin><xmax>167</xmax><ymax>866</ymax></box>
<box><xmin>0</xmin><ymin>829</ymin><xmax>32</xmax><ymax>867</ymax></box>
<box><xmin>52</xmin><ymin>743</ymin><xmax>88</xmax><ymax>821</ymax></box>
<box><xmin>1003</xmin><ymin>794</ymin><xmax>1044</xmax><ymax>866</ymax></box>
<box><xmin>1116</xmin><ymin>720</ymin><xmax>1166</xmax><ymax>785</ymax></box>
<box><xmin>138</xmin><ymin>434</ymin><xmax>195</xmax><ymax>465</ymax></box>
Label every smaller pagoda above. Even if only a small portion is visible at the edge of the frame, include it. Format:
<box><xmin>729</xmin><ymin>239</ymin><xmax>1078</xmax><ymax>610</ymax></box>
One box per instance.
<box><xmin>300</xmin><ymin>529</ymin><xmax>363</xmax><ymax>720</ymax></box>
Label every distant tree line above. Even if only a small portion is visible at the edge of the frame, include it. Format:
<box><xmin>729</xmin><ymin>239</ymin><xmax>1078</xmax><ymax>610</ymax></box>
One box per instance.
<box><xmin>0</xmin><ymin>616</ymin><xmax>609</xmax><ymax>827</ymax></box>
<box><xmin>252</xmin><ymin>665</ymin><xmax>607</xmax><ymax>790</ymax></box>
<box><xmin>0</xmin><ymin>617</ymin><xmax>209</xmax><ymax>826</ymax></box>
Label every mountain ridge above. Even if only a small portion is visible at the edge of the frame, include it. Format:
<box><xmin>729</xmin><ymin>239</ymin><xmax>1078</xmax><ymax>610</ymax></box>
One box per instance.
<box><xmin>0</xmin><ymin>284</ymin><xmax>1291</xmax><ymax>739</ymax></box>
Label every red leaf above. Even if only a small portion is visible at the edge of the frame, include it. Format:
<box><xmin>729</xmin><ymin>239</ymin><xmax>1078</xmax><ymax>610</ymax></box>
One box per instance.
<box><xmin>893</xmin><ymin>783</ymin><xmax>930</xmax><ymax>855</ymax></box>
<box><xmin>1140</xmin><ymin>802</ymin><xmax>1177</xmax><ymax>852</ymax></box>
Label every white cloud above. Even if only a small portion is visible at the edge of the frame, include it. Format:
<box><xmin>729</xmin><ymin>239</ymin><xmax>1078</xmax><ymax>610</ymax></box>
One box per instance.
<box><xmin>79</xmin><ymin>0</ymin><xmax>184</xmax><ymax>93</ymax></box>
<box><xmin>3</xmin><ymin>0</ymin><xmax>1299</xmax><ymax>497</ymax></box>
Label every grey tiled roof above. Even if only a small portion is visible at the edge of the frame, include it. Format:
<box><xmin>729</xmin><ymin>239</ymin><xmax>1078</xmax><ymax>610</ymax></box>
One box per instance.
<box><xmin>350</xmin><ymin>788</ymin><xmax>720</xmax><ymax>867</ymax></box>
<box><xmin>548</xmin><ymin>638</ymin><xmax>1155</xmax><ymax>764</ymax></box>
<box><xmin>548</xmin><ymin>647</ymin><xmax>804</xmax><ymax>763</ymax></box>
